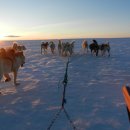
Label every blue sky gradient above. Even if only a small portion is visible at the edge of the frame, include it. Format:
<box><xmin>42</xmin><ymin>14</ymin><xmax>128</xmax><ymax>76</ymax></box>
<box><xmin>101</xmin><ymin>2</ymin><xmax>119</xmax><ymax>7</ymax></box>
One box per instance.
<box><xmin>0</xmin><ymin>0</ymin><xmax>130</xmax><ymax>40</ymax></box>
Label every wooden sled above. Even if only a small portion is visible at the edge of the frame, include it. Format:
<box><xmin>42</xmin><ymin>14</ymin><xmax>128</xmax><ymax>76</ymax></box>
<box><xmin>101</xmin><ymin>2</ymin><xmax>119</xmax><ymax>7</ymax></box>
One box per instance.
<box><xmin>122</xmin><ymin>85</ymin><xmax>130</xmax><ymax>122</ymax></box>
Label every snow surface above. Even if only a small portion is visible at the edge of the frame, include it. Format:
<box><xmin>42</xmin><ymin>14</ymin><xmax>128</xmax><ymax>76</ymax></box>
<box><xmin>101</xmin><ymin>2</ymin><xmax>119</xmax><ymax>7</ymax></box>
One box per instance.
<box><xmin>0</xmin><ymin>38</ymin><xmax>130</xmax><ymax>130</ymax></box>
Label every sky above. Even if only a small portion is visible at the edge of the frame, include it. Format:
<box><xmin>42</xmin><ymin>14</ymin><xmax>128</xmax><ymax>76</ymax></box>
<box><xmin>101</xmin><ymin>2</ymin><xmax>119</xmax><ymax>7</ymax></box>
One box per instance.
<box><xmin>0</xmin><ymin>0</ymin><xmax>130</xmax><ymax>40</ymax></box>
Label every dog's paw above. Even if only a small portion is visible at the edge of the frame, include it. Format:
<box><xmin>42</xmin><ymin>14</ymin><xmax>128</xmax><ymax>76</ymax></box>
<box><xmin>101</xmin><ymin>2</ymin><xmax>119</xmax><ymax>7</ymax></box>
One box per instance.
<box><xmin>5</xmin><ymin>78</ymin><xmax>11</xmax><ymax>82</ymax></box>
<box><xmin>14</xmin><ymin>82</ymin><xmax>20</xmax><ymax>86</ymax></box>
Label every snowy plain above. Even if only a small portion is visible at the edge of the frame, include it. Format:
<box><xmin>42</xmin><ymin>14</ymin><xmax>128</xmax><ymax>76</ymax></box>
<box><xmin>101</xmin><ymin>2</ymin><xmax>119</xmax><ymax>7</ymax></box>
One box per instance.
<box><xmin>0</xmin><ymin>38</ymin><xmax>130</xmax><ymax>130</ymax></box>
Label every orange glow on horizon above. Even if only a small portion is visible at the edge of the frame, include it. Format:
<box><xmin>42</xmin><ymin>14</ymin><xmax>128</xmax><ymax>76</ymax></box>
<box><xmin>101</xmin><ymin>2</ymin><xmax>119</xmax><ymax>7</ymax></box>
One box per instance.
<box><xmin>0</xmin><ymin>33</ymin><xmax>129</xmax><ymax>41</ymax></box>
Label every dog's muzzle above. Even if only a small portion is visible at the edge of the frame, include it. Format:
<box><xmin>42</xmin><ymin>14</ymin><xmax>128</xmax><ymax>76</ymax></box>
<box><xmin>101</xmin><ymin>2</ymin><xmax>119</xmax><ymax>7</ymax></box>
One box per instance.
<box><xmin>21</xmin><ymin>62</ymin><xmax>25</xmax><ymax>67</ymax></box>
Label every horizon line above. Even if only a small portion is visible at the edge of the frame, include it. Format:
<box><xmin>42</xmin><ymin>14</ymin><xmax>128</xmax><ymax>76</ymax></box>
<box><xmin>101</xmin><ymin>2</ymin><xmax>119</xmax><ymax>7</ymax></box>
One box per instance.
<box><xmin>1</xmin><ymin>36</ymin><xmax>130</xmax><ymax>41</ymax></box>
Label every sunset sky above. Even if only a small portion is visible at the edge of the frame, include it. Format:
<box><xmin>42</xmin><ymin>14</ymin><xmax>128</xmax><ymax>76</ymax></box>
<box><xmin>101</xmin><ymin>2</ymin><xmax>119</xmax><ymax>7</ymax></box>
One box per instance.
<box><xmin>0</xmin><ymin>0</ymin><xmax>130</xmax><ymax>40</ymax></box>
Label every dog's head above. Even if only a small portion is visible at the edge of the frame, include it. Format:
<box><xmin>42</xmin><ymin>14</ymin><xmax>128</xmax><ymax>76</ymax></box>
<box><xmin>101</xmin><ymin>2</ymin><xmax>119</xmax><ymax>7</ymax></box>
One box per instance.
<box><xmin>15</xmin><ymin>51</ymin><xmax>25</xmax><ymax>67</ymax></box>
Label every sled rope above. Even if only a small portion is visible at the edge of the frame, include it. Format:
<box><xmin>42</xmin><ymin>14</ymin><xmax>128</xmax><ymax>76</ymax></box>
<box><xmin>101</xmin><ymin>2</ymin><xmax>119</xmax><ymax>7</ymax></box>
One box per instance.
<box><xmin>47</xmin><ymin>108</ymin><xmax>62</xmax><ymax>130</ymax></box>
<box><xmin>47</xmin><ymin>57</ymin><xmax>77</xmax><ymax>130</ymax></box>
<box><xmin>61</xmin><ymin>57</ymin><xmax>69</xmax><ymax>108</ymax></box>
<box><xmin>63</xmin><ymin>107</ymin><xmax>77</xmax><ymax>130</ymax></box>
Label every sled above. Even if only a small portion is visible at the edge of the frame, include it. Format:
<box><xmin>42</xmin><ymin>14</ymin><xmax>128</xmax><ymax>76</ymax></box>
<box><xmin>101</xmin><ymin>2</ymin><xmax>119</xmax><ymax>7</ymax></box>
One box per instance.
<box><xmin>122</xmin><ymin>85</ymin><xmax>130</xmax><ymax>121</ymax></box>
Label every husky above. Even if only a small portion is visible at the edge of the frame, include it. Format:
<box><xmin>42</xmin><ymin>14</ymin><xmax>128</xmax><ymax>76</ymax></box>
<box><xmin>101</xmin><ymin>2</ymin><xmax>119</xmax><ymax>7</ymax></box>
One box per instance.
<box><xmin>0</xmin><ymin>50</ymin><xmax>25</xmax><ymax>85</ymax></box>
<box><xmin>58</xmin><ymin>40</ymin><xmax>62</xmax><ymax>55</ymax></box>
<box><xmin>62</xmin><ymin>41</ymin><xmax>75</xmax><ymax>57</ymax></box>
<box><xmin>41</xmin><ymin>42</ymin><xmax>49</xmax><ymax>54</ymax></box>
<box><xmin>82</xmin><ymin>40</ymin><xmax>88</xmax><ymax>54</ymax></box>
<box><xmin>89</xmin><ymin>40</ymin><xmax>99</xmax><ymax>56</ymax></box>
<box><xmin>49</xmin><ymin>41</ymin><xmax>55</xmax><ymax>54</ymax></box>
<box><xmin>100</xmin><ymin>42</ymin><xmax>110</xmax><ymax>57</ymax></box>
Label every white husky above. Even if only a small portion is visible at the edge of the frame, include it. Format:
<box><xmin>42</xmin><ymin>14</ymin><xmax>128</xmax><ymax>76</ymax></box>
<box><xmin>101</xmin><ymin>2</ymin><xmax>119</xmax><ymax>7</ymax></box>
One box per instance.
<box><xmin>0</xmin><ymin>51</ymin><xmax>25</xmax><ymax>85</ymax></box>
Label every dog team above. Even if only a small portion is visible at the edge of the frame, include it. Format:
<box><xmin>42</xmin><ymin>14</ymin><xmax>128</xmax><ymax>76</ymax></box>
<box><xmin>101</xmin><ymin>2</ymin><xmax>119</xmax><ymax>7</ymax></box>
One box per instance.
<box><xmin>41</xmin><ymin>39</ymin><xmax>110</xmax><ymax>57</ymax></box>
<box><xmin>41</xmin><ymin>40</ymin><xmax>75</xmax><ymax>56</ymax></box>
<box><xmin>0</xmin><ymin>39</ymin><xmax>110</xmax><ymax>86</ymax></box>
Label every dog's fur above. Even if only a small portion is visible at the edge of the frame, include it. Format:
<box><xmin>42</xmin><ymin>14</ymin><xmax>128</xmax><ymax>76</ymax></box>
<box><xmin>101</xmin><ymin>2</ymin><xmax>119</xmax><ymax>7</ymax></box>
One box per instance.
<box><xmin>58</xmin><ymin>40</ymin><xmax>62</xmax><ymax>55</ymax></box>
<box><xmin>61</xmin><ymin>41</ymin><xmax>75</xmax><ymax>57</ymax></box>
<box><xmin>49</xmin><ymin>41</ymin><xmax>55</xmax><ymax>54</ymax></box>
<box><xmin>82</xmin><ymin>40</ymin><xmax>88</xmax><ymax>54</ymax></box>
<box><xmin>0</xmin><ymin>50</ymin><xmax>25</xmax><ymax>85</ymax></box>
<box><xmin>89</xmin><ymin>40</ymin><xmax>99</xmax><ymax>56</ymax></box>
<box><xmin>99</xmin><ymin>42</ymin><xmax>110</xmax><ymax>56</ymax></box>
<box><xmin>41</xmin><ymin>42</ymin><xmax>49</xmax><ymax>54</ymax></box>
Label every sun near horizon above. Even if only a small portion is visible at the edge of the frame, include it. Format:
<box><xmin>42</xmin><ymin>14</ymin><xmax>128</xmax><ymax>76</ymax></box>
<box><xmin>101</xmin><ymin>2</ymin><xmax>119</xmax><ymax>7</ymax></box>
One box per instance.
<box><xmin>0</xmin><ymin>33</ymin><xmax>129</xmax><ymax>41</ymax></box>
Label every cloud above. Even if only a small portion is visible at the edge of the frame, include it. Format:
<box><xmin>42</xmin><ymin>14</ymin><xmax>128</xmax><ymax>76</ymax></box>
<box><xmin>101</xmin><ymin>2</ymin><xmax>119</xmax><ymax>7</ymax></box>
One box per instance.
<box><xmin>5</xmin><ymin>35</ymin><xmax>21</xmax><ymax>38</ymax></box>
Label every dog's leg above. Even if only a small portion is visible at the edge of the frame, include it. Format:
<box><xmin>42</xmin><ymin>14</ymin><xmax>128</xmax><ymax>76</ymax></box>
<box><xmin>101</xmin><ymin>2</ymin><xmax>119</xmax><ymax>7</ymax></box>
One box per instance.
<box><xmin>0</xmin><ymin>73</ymin><xmax>3</xmax><ymax>82</ymax></box>
<box><xmin>13</xmin><ymin>71</ymin><xmax>17</xmax><ymax>85</ymax></box>
<box><xmin>43</xmin><ymin>48</ymin><xmax>45</xmax><ymax>54</ymax></box>
<box><xmin>13</xmin><ymin>71</ymin><xmax>20</xmax><ymax>86</ymax></box>
<box><xmin>108</xmin><ymin>49</ymin><xmax>110</xmax><ymax>57</ymax></box>
<box><xmin>4</xmin><ymin>73</ymin><xmax>11</xmax><ymax>82</ymax></box>
<box><xmin>50</xmin><ymin>47</ymin><xmax>52</xmax><ymax>54</ymax></box>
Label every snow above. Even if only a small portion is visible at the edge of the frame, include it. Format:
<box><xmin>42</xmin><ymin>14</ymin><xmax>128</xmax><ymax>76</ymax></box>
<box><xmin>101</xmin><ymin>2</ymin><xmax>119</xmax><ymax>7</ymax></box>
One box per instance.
<box><xmin>0</xmin><ymin>38</ymin><xmax>130</xmax><ymax>130</ymax></box>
